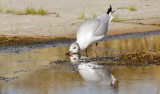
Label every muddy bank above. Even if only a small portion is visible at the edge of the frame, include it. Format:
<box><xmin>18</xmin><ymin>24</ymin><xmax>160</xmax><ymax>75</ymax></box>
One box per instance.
<box><xmin>97</xmin><ymin>51</ymin><xmax>160</xmax><ymax>66</ymax></box>
<box><xmin>115</xmin><ymin>51</ymin><xmax>160</xmax><ymax>65</ymax></box>
<box><xmin>0</xmin><ymin>35</ymin><xmax>53</xmax><ymax>46</ymax></box>
<box><xmin>0</xmin><ymin>35</ymin><xmax>74</xmax><ymax>46</ymax></box>
<box><xmin>0</xmin><ymin>30</ymin><xmax>159</xmax><ymax>46</ymax></box>
<box><xmin>53</xmin><ymin>51</ymin><xmax>160</xmax><ymax>68</ymax></box>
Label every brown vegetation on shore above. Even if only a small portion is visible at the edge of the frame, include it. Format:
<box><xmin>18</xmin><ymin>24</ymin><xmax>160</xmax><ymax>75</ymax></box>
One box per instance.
<box><xmin>0</xmin><ymin>35</ymin><xmax>54</xmax><ymax>46</ymax></box>
<box><xmin>115</xmin><ymin>51</ymin><xmax>160</xmax><ymax>65</ymax></box>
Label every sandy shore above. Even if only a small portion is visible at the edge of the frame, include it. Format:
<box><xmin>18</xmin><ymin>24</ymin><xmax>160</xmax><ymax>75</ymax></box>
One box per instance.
<box><xmin>0</xmin><ymin>0</ymin><xmax>160</xmax><ymax>41</ymax></box>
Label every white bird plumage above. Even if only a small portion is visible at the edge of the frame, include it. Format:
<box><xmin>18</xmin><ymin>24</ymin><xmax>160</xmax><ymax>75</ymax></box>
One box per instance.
<box><xmin>77</xmin><ymin>14</ymin><xmax>112</xmax><ymax>50</ymax></box>
<box><xmin>67</xmin><ymin>5</ymin><xmax>114</xmax><ymax>55</ymax></box>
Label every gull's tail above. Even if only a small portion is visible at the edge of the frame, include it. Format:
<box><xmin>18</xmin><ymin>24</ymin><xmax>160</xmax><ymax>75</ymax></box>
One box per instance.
<box><xmin>107</xmin><ymin>5</ymin><xmax>117</xmax><ymax>17</ymax></box>
<box><xmin>107</xmin><ymin>5</ymin><xmax>112</xmax><ymax>15</ymax></box>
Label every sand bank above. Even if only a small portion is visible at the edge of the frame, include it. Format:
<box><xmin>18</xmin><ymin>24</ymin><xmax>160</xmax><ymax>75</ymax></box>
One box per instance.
<box><xmin>0</xmin><ymin>0</ymin><xmax>159</xmax><ymax>45</ymax></box>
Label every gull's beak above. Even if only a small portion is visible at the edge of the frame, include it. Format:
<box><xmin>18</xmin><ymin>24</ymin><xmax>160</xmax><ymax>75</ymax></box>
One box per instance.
<box><xmin>65</xmin><ymin>51</ymin><xmax>73</xmax><ymax>56</ymax></box>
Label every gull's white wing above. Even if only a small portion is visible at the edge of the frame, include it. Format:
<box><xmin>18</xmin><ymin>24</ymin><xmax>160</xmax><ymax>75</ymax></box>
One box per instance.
<box><xmin>94</xmin><ymin>14</ymin><xmax>110</xmax><ymax>36</ymax></box>
<box><xmin>77</xmin><ymin>14</ymin><xmax>110</xmax><ymax>38</ymax></box>
<box><xmin>77</xmin><ymin>19</ymin><xmax>100</xmax><ymax>38</ymax></box>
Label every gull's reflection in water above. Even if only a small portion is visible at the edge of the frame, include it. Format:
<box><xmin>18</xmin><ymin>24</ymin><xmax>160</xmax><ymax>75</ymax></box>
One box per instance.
<box><xmin>70</xmin><ymin>54</ymin><xmax>118</xmax><ymax>88</ymax></box>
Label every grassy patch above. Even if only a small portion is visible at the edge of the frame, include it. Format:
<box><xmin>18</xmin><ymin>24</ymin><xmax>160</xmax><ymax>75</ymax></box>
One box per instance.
<box><xmin>78</xmin><ymin>12</ymin><xmax>97</xmax><ymax>20</ymax></box>
<box><xmin>3</xmin><ymin>7</ymin><xmax>47</xmax><ymax>15</ymax></box>
<box><xmin>91</xmin><ymin>12</ymin><xmax>97</xmax><ymax>19</ymax></box>
<box><xmin>37</xmin><ymin>7</ymin><xmax>47</xmax><ymax>15</ymax></box>
<box><xmin>117</xmin><ymin>6</ymin><xmax>137</xmax><ymax>11</ymax></box>
<box><xmin>129</xmin><ymin>6</ymin><xmax>137</xmax><ymax>11</ymax></box>
<box><xmin>0</xmin><ymin>8</ymin><xmax>3</xmax><ymax>12</ymax></box>
<box><xmin>112</xmin><ymin>14</ymin><xmax>122</xmax><ymax>22</ymax></box>
<box><xmin>78</xmin><ymin>12</ymin><xmax>86</xmax><ymax>20</ymax></box>
<box><xmin>15</xmin><ymin>10</ymin><xmax>24</xmax><ymax>15</ymax></box>
<box><xmin>6</xmin><ymin>9</ymin><xmax>16</xmax><ymax>13</ymax></box>
<box><xmin>24</xmin><ymin>7</ymin><xmax>47</xmax><ymax>15</ymax></box>
<box><xmin>25</xmin><ymin>7</ymin><xmax>37</xmax><ymax>15</ymax></box>
<box><xmin>4</xmin><ymin>9</ymin><xmax>23</xmax><ymax>15</ymax></box>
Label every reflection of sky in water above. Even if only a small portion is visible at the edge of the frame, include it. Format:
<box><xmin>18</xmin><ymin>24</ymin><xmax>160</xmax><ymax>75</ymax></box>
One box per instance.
<box><xmin>1</xmin><ymin>87</ymin><xmax>37</xmax><ymax>94</ymax></box>
<box><xmin>0</xmin><ymin>35</ymin><xmax>160</xmax><ymax>94</ymax></box>
<box><xmin>1</xmin><ymin>66</ymin><xmax>160</xmax><ymax>94</ymax></box>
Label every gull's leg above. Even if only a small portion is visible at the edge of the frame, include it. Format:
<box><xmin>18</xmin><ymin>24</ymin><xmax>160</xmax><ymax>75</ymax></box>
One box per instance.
<box><xmin>85</xmin><ymin>48</ymin><xmax>88</xmax><ymax>57</ymax></box>
<box><xmin>111</xmin><ymin>74</ymin><xmax>118</xmax><ymax>88</ymax></box>
<box><xmin>95</xmin><ymin>43</ymin><xmax>98</xmax><ymax>58</ymax></box>
<box><xmin>96</xmin><ymin>43</ymin><xmax>98</xmax><ymax>48</ymax></box>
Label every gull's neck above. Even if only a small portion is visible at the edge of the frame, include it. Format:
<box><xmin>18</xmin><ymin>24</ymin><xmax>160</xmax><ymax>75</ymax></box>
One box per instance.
<box><xmin>76</xmin><ymin>41</ymin><xmax>86</xmax><ymax>50</ymax></box>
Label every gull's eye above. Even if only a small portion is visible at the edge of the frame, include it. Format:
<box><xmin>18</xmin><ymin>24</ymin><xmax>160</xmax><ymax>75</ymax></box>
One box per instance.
<box><xmin>73</xmin><ymin>58</ymin><xmax>76</xmax><ymax>60</ymax></box>
<box><xmin>73</xmin><ymin>47</ymin><xmax>76</xmax><ymax>49</ymax></box>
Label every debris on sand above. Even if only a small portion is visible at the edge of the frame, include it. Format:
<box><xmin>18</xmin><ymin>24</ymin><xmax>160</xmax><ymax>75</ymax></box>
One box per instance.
<box><xmin>115</xmin><ymin>51</ymin><xmax>160</xmax><ymax>65</ymax></box>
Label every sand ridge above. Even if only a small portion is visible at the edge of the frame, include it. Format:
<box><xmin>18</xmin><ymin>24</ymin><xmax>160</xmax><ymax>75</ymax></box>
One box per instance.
<box><xmin>0</xmin><ymin>0</ymin><xmax>159</xmax><ymax>38</ymax></box>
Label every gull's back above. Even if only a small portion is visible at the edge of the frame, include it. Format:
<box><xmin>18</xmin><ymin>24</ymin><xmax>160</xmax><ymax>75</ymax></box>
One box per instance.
<box><xmin>77</xmin><ymin>14</ymin><xmax>110</xmax><ymax>38</ymax></box>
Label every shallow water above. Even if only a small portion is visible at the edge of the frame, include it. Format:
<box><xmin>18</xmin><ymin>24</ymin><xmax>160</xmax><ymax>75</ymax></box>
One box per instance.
<box><xmin>0</xmin><ymin>35</ymin><xmax>160</xmax><ymax>94</ymax></box>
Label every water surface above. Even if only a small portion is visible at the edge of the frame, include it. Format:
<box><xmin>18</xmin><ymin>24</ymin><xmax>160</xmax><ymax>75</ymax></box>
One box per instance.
<box><xmin>0</xmin><ymin>35</ymin><xmax>160</xmax><ymax>94</ymax></box>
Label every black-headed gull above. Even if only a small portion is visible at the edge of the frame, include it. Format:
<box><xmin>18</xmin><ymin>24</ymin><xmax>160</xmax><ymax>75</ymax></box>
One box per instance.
<box><xmin>66</xmin><ymin>5</ymin><xmax>115</xmax><ymax>55</ymax></box>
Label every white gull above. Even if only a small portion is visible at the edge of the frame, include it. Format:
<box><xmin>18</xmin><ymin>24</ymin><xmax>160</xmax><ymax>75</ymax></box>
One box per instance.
<box><xmin>66</xmin><ymin>5</ymin><xmax>115</xmax><ymax>55</ymax></box>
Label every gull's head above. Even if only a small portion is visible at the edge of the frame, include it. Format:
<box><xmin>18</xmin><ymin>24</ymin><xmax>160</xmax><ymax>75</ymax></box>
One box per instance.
<box><xmin>66</xmin><ymin>42</ymin><xmax>80</xmax><ymax>55</ymax></box>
